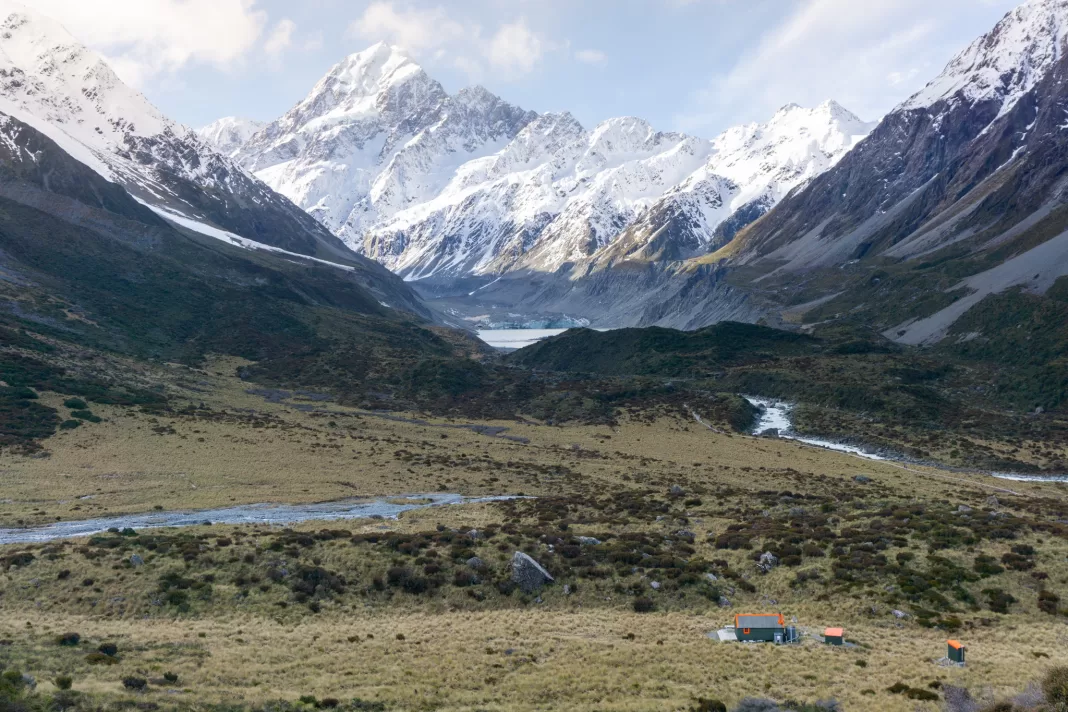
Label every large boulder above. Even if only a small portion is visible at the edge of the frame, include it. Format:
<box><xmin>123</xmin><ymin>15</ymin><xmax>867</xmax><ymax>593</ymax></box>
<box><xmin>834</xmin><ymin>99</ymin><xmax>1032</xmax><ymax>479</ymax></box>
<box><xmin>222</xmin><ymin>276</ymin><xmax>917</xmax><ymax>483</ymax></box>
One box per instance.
<box><xmin>757</xmin><ymin>551</ymin><xmax>779</xmax><ymax>574</ymax></box>
<box><xmin>511</xmin><ymin>552</ymin><xmax>554</xmax><ymax>593</ymax></box>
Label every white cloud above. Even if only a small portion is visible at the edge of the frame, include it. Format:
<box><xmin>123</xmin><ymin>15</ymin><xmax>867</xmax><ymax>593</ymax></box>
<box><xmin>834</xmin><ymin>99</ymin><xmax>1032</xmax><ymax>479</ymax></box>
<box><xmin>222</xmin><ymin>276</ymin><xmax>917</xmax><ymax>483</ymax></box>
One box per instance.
<box><xmin>264</xmin><ymin>18</ymin><xmax>295</xmax><ymax>59</ymax></box>
<box><xmin>575</xmin><ymin>48</ymin><xmax>607</xmax><ymax>65</ymax></box>
<box><xmin>349</xmin><ymin>2</ymin><xmax>548</xmax><ymax>80</ymax></box>
<box><xmin>349</xmin><ymin>2</ymin><xmax>469</xmax><ymax>55</ymax></box>
<box><xmin>26</xmin><ymin>0</ymin><xmax>268</xmax><ymax>86</ymax></box>
<box><xmin>487</xmin><ymin>21</ymin><xmax>543</xmax><ymax>74</ymax></box>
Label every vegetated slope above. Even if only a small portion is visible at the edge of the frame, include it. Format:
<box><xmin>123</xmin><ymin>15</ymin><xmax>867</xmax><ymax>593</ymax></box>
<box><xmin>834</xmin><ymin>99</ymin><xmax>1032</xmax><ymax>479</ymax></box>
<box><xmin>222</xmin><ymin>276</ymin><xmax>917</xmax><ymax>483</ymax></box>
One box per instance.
<box><xmin>509</xmin><ymin>320</ymin><xmax>1068</xmax><ymax>472</ymax></box>
<box><xmin>0</xmin><ymin>2</ymin><xmax>429</xmax><ymax>318</ymax></box>
<box><xmin>0</xmin><ymin>113</ymin><xmax>465</xmax><ymax>411</ymax></box>
<box><xmin>508</xmin><ymin>322</ymin><xmax>821</xmax><ymax>376</ymax></box>
<box><xmin>714</xmin><ymin>0</ymin><xmax>1068</xmax><ymax>347</ymax></box>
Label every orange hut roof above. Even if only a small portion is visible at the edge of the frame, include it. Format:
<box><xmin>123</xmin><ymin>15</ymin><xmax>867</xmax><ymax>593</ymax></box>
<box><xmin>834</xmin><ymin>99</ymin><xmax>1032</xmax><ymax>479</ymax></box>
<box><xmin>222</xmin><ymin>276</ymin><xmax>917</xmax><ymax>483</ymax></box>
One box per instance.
<box><xmin>947</xmin><ymin>640</ymin><xmax>964</xmax><ymax>650</ymax></box>
<box><xmin>824</xmin><ymin>627</ymin><xmax>844</xmax><ymax>637</ymax></box>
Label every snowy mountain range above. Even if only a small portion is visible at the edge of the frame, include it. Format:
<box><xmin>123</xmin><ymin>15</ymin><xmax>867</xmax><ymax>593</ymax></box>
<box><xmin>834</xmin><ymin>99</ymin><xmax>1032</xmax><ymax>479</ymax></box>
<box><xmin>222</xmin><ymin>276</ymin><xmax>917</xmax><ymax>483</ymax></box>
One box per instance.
<box><xmin>220</xmin><ymin>43</ymin><xmax>874</xmax><ymax>282</ymax></box>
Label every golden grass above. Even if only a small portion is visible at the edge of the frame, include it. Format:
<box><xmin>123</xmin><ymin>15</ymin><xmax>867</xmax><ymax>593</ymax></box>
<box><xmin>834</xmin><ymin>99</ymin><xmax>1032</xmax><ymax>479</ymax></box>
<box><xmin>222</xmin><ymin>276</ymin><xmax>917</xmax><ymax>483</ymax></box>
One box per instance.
<box><xmin>1</xmin><ymin>360</ymin><xmax>1066</xmax><ymax>711</ymax></box>
<box><xmin>2</xmin><ymin>607</ymin><xmax>1065</xmax><ymax>711</ymax></box>
<box><xmin>2</xmin><ymin>357</ymin><xmax>1059</xmax><ymax>526</ymax></box>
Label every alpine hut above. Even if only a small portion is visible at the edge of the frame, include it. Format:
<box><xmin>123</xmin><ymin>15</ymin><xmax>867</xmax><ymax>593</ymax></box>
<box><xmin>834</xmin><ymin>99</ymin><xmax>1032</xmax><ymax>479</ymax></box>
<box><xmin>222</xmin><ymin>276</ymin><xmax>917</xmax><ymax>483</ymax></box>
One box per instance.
<box><xmin>947</xmin><ymin>640</ymin><xmax>965</xmax><ymax>664</ymax></box>
<box><xmin>824</xmin><ymin>627</ymin><xmax>844</xmax><ymax>646</ymax></box>
<box><xmin>735</xmin><ymin>613</ymin><xmax>786</xmax><ymax>642</ymax></box>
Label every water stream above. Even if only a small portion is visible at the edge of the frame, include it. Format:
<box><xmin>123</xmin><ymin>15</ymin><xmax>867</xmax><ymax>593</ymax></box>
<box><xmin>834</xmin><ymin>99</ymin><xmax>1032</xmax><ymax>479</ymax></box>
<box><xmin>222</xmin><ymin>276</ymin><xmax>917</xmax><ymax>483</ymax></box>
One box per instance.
<box><xmin>0</xmin><ymin>494</ymin><xmax>523</xmax><ymax>545</ymax></box>
<box><xmin>743</xmin><ymin>396</ymin><xmax>1066</xmax><ymax>484</ymax></box>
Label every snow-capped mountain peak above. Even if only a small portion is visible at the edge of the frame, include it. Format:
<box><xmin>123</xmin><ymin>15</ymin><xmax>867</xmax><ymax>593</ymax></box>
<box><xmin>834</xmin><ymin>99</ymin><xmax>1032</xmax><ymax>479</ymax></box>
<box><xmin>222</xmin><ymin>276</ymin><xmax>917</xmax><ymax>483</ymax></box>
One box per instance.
<box><xmin>0</xmin><ymin>0</ymin><xmax>384</xmax><ymax>267</ymax></box>
<box><xmin>229</xmin><ymin>43</ymin><xmax>873</xmax><ymax>282</ymax></box>
<box><xmin>901</xmin><ymin>0</ymin><xmax>1068</xmax><ymax>117</ymax></box>
<box><xmin>197</xmin><ymin>117</ymin><xmax>266</xmax><ymax>157</ymax></box>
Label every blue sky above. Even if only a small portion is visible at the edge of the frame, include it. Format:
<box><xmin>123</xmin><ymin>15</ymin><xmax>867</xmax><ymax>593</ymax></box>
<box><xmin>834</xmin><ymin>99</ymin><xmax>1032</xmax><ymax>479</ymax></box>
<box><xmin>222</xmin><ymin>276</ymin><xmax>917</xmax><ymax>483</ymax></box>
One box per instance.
<box><xmin>30</xmin><ymin>0</ymin><xmax>1022</xmax><ymax>136</ymax></box>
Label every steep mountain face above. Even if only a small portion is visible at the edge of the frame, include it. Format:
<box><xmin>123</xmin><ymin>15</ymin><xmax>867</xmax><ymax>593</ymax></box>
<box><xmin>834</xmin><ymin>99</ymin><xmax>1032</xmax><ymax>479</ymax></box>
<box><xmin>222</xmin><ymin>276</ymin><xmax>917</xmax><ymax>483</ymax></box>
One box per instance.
<box><xmin>235</xmin><ymin>44</ymin><xmax>536</xmax><ymax>242</ymax></box>
<box><xmin>0</xmin><ymin>1</ymin><xmax>430</xmax><ymax>317</ymax></box>
<box><xmin>719</xmin><ymin>0</ymin><xmax>1068</xmax><ymax>344</ymax></box>
<box><xmin>224</xmin><ymin>44</ymin><xmax>870</xmax><ymax>283</ymax></box>
<box><xmin>0</xmin><ymin>109</ymin><xmax>463</xmax><ymax>376</ymax></box>
<box><xmin>364</xmin><ymin>114</ymin><xmax>722</xmax><ymax>278</ymax></box>
<box><xmin>591</xmin><ymin>101</ymin><xmax>874</xmax><ymax>268</ymax></box>
<box><xmin>197</xmin><ymin>117</ymin><xmax>266</xmax><ymax>158</ymax></box>
<box><xmin>359</xmin><ymin>98</ymin><xmax>871</xmax><ymax>281</ymax></box>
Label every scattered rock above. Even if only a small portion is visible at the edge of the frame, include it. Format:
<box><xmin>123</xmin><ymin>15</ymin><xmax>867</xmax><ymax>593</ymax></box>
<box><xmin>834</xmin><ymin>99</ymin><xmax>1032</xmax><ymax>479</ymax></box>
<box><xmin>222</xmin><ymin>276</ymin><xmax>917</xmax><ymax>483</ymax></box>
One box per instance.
<box><xmin>957</xmin><ymin>505</ymin><xmax>973</xmax><ymax>513</ymax></box>
<box><xmin>853</xmin><ymin>475</ymin><xmax>871</xmax><ymax>484</ymax></box>
<box><xmin>757</xmin><ymin>551</ymin><xmax>779</xmax><ymax>574</ymax></box>
<box><xmin>706</xmin><ymin>573</ymin><xmax>718</xmax><ymax>582</ymax></box>
<box><xmin>650</xmin><ymin>581</ymin><xmax>661</xmax><ymax>590</ymax></box>
<box><xmin>577</xmin><ymin>536</ymin><xmax>601</xmax><ymax>546</ymax></box>
<box><xmin>892</xmin><ymin>609</ymin><xmax>909</xmax><ymax>620</ymax></box>
<box><xmin>21</xmin><ymin>675</ymin><xmax>35</xmax><ymax>690</ymax></box>
<box><xmin>467</xmin><ymin>529</ymin><xmax>481</xmax><ymax>540</ymax></box>
<box><xmin>466</xmin><ymin>557</ymin><xmax>485</xmax><ymax>570</ymax></box>
<box><xmin>761</xmin><ymin>428</ymin><xmax>780</xmax><ymax>439</ymax></box>
<box><xmin>563</xmin><ymin>584</ymin><xmax>571</xmax><ymax>595</ymax></box>
<box><xmin>511</xmin><ymin>552</ymin><xmax>554</xmax><ymax>593</ymax></box>
<box><xmin>986</xmin><ymin>495</ymin><xmax>1000</xmax><ymax>509</ymax></box>
<box><xmin>669</xmin><ymin>484</ymin><xmax>685</xmax><ymax>497</ymax></box>
<box><xmin>1036</xmin><ymin>406</ymin><xmax>1045</xmax><ymax>414</ymax></box>
<box><xmin>718</xmin><ymin>596</ymin><xmax>731</xmax><ymax>608</ymax></box>
<box><xmin>675</xmin><ymin>530</ymin><xmax>696</xmax><ymax>541</ymax></box>
<box><xmin>129</xmin><ymin>554</ymin><xmax>144</xmax><ymax>567</ymax></box>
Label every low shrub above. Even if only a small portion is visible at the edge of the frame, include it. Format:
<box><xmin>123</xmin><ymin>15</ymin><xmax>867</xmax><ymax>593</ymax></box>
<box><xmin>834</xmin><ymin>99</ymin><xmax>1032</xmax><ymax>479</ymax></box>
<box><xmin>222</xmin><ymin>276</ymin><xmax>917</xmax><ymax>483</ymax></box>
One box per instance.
<box><xmin>122</xmin><ymin>676</ymin><xmax>147</xmax><ymax>692</ymax></box>
<box><xmin>54</xmin><ymin>675</ymin><xmax>73</xmax><ymax>691</ymax></box>
<box><xmin>85</xmin><ymin>652</ymin><xmax>119</xmax><ymax>665</ymax></box>
<box><xmin>633</xmin><ymin>597</ymin><xmax>656</xmax><ymax>613</ymax></box>
<box><xmin>57</xmin><ymin>633</ymin><xmax>80</xmax><ymax>646</ymax></box>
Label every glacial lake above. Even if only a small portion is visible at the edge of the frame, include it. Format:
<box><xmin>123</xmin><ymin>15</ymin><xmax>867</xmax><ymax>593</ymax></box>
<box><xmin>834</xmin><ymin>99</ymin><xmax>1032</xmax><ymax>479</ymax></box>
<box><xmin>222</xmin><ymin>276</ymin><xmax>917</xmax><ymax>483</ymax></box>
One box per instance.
<box><xmin>477</xmin><ymin>329</ymin><xmax>569</xmax><ymax>349</ymax></box>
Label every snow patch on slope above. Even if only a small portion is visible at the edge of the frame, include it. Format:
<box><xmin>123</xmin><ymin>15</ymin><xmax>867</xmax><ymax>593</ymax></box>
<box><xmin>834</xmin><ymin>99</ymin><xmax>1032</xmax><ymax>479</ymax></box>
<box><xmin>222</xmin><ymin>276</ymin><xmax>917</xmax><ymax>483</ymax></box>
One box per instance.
<box><xmin>197</xmin><ymin>117</ymin><xmax>266</xmax><ymax>158</ymax></box>
<box><xmin>902</xmin><ymin>0</ymin><xmax>1068</xmax><ymax>118</ymax></box>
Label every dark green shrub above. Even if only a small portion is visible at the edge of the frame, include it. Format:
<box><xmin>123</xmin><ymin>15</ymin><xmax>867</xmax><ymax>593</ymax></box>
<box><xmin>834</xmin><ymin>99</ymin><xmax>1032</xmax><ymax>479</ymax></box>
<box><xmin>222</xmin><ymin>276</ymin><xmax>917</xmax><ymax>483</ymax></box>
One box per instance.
<box><xmin>85</xmin><ymin>652</ymin><xmax>118</xmax><ymax>665</ymax></box>
<box><xmin>54</xmin><ymin>675</ymin><xmax>73</xmax><ymax>690</ymax></box>
<box><xmin>163</xmin><ymin>672</ymin><xmax>178</xmax><ymax>683</ymax></box>
<box><xmin>57</xmin><ymin>633</ymin><xmax>80</xmax><ymax>646</ymax></box>
<box><xmin>70</xmin><ymin>410</ymin><xmax>101</xmax><ymax>423</ymax></box>
<box><xmin>691</xmin><ymin>699</ymin><xmax>726</xmax><ymax>712</ymax></box>
<box><xmin>1039</xmin><ymin>590</ymin><xmax>1061</xmax><ymax>615</ymax></box>
<box><xmin>973</xmin><ymin>555</ymin><xmax>1004</xmax><ymax>577</ymax></box>
<box><xmin>97</xmin><ymin>643</ymin><xmax>118</xmax><ymax>656</ymax></box>
<box><xmin>633</xmin><ymin>597</ymin><xmax>656</xmax><ymax>613</ymax></box>
<box><xmin>59</xmin><ymin>419</ymin><xmax>80</xmax><ymax>430</ymax></box>
<box><xmin>121</xmin><ymin>676</ymin><xmax>147</xmax><ymax>691</ymax></box>
<box><xmin>63</xmin><ymin>398</ymin><xmax>87</xmax><ymax>410</ymax></box>
<box><xmin>1044</xmin><ymin>666</ymin><xmax>1068</xmax><ymax>709</ymax></box>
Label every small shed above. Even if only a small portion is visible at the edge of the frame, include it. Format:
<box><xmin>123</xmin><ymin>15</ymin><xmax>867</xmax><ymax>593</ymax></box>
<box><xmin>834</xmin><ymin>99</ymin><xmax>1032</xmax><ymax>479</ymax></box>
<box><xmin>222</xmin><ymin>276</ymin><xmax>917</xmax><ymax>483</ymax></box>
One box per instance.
<box><xmin>947</xmin><ymin>640</ymin><xmax>965</xmax><ymax>664</ymax></box>
<box><xmin>735</xmin><ymin>613</ymin><xmax>785</xmax><ymax>642</ymax></box>
<box><xmin>824</xmin><ymin>627</ymin><xmax>844</xmax><ymax>646</ymax></box>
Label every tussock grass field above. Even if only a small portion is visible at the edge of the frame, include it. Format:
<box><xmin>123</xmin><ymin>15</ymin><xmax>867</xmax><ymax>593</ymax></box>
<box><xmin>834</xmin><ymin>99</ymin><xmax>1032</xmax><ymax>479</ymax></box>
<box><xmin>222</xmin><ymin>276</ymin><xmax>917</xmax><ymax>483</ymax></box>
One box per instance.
<box><xmin>1</xmin><ymin>359</ymin><xmax>1066</xmax><ymax>711</ymax></box>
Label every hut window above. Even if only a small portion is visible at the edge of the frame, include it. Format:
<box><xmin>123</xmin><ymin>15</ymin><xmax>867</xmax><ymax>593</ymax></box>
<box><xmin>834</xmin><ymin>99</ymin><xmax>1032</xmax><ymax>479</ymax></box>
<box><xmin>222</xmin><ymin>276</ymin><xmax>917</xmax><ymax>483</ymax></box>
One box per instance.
<box><xmin>743</xmin><ymin>628</ymin><xmax>751</xmax><ymax>634</ymax></box>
